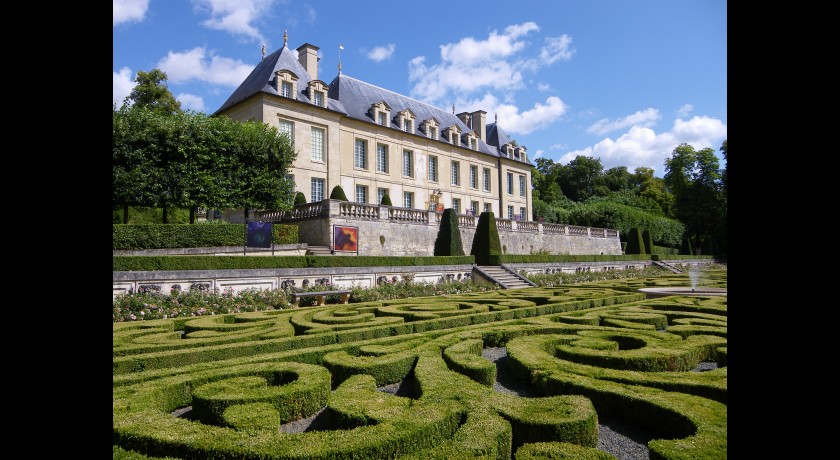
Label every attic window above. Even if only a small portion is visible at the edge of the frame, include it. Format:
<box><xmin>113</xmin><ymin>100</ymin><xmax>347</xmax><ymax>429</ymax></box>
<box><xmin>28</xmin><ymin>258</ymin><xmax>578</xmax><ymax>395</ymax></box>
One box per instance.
<box><xmin>307</xmin><ymin>80</ymin><xmax>328</xmax><ymax>107</ymax></box>
<box><xmin>422</xmin><ymin>119</ymin><xmax>439</xmax><ymax>140</ymax></box>
<box><xmin>464</xmin><ymin>133</ymin><xmax>478</xmax><ymax>150</ymax></box>
<box><xmin>397</xmin><ymin>110</ymin><xmax>416</xmax><ymax>134</ymax></box>
<box><xmin>371</xmin><ymin>101</ymin><xmax>391</xmax><ymax>127</ymax></box>
<box><xmin>275</xmin><ymin>70</ymin><xmax>299</xmax><ymax>100</ymax></box>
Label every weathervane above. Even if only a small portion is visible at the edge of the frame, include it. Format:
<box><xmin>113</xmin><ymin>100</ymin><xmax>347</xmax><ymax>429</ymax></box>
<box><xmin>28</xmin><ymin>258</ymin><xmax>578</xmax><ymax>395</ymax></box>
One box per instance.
<box><xmin>338</xmin><ymin>43</ymin><xmax>344</xmax><ymax>73</ymax></box>
<box><xmin>261</xmin><ymin>43</ymin><xmax>266</xmax><ymax>60</ymax></box>
<box><xmin>283</xmin><ymin>30</ymin><xmax>288</xmax><ymax>47</ymax></box>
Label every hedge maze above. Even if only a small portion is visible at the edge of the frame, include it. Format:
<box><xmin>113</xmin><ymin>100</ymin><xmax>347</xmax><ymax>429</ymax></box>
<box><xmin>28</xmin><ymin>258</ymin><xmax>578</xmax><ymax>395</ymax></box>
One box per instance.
<box><xmin>113</xmin><ymin>272</ymin><xmax>727</xmax><ymax>459</ymax></box>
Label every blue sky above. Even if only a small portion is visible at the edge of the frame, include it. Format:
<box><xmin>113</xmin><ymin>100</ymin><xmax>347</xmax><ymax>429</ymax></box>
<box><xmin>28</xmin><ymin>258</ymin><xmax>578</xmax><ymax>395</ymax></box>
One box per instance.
<box><xmin>114</xmin><ymin>0</ymin><xmax>727</xmax><ymax>177</ymax></box>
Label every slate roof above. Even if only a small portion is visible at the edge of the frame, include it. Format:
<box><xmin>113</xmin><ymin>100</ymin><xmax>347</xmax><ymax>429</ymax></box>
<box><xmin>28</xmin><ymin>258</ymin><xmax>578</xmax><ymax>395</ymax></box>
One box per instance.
<box><xmin>215</xmin><ymin>46</ymin><xmax>532</xmax><ymax>166</ymax></box>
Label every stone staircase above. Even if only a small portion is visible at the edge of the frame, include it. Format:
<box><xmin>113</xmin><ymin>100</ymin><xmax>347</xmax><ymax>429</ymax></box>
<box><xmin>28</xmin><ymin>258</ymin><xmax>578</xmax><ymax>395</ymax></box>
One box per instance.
<box><xmin>474</xmin><ymin>265</ymin><xmax>536</xmax><ymax>289</ymax></box>
<box><xmin>652</xmin><ymin>260</ymin><xmax>684</xmax><ymax>273</ymax></box>
<box><xmin>305</xmin><ymin>245</ymin><xmax>333</xmax><ymax>256</ymax></box>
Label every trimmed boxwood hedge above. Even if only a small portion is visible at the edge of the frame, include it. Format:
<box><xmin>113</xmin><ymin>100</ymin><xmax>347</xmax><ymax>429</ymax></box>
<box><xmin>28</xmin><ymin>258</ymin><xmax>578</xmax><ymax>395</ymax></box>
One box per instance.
<box><xmin>114</xmin><ymin>224</ymin><xmax>298</xmax><ymax>250</ymax></box>
<box><xmin>113</xmin><ymin>255</ymin><xmax>475</xmax><ymax>271</ymax></box>
<box><xmin>496</xmin><ymin>254</ymin><xmax>652</xmax><ymax>264</ymax></box>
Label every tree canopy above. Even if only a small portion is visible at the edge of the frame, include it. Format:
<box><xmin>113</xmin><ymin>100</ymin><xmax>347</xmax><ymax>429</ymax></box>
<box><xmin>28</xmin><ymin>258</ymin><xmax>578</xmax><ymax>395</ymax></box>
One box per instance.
<box><xmin>124</xmin><ymin>69</ymin><xmax>182</xmax><ymax>115</ymax></box>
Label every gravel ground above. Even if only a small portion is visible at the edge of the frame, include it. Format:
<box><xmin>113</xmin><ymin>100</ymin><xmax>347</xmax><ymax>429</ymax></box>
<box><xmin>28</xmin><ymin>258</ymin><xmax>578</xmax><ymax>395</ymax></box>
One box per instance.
<box><xmin>175</xmin><ymin>349</ymin><xmax>719</xmax><ymax>460</ymax></box>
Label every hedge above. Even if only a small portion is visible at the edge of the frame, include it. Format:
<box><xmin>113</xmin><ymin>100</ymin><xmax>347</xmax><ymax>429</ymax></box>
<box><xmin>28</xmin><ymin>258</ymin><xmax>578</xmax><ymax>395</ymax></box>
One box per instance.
<box><xmin>113</xmin><ymin>255</ymin><xmax>475</xmax><ymax>271</ymax></box>
<box><xmin>113</xmin><ymin>224</ymin><xmax>298</xmax><ymax>250</ymax></box>
<box><xmin>496</xmin><ymin>254</ymin><xmax>652</xmax><ymax>264</ymax></box>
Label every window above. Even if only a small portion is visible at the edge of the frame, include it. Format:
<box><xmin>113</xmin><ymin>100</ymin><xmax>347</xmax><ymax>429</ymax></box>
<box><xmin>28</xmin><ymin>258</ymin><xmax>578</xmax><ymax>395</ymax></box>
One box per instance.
<box><xmin>403</xmin><ymin>150</ymin><xmax>413</xmax><ymax>177</ymax></box>
<box><xmin>313</xmin><ymin>91</ymin><xmax>324</xmax><ymax>107</ymax></box>
<box><xmin>470</xmin><ymin>201</ymin><xmax>478</xmax><ymax>215</ymax></box>
<box><xmin>469</xmin><ymin>165</ymin><xmax>477</xmax><ymax>189</ymax></box>
<box><xmin>508</xmin><ymin>205</ymin><xmax>514</xmax><ymax>220</ymax></box>
<box><xmin>451</xmin><ymin>161</ymin><xmax>460</xmax><ymax>186</ymax></box>
<box><xmin>278</xmin><ymin>119</ymin><xmax>294</xmax><ymax>142</ymax></box>
<box><xmin>428</xmin><ymin>156</ymin><xmax>438</xmax><ymax>182</ymax></box>
<box><xmin>281</xmin><ymin>81</ymin><xmax>292</xmax><ymax>98</ymax></box>
<box><xmin>355</xmin><ymin>185</ymin><xmax>368</xmax><ymax>203</ymax></box>
<box><xmin>452</xmin><ymin>198</ymin><xmax>461</xmax><ymax>215</ymax></box>
<box><xmin>429</xmin><ymin>127</ymin><xmax>438</xmax><ymax>140</ymax></box>
<box><xmin>519</xmin><ymin>175</ymin><xmax>526</xmax><ymax>196</ymax></box>
<box><xmin>378</xmin><ymin>187</ymin><xmax>389</xmax><ymax>204</ymax></box>
<box><xmin>483</xmin><ymin>168</ymin><xmax>491</xmax><ymax>192</ymax></box>
<box><xmin>519</xmin><ymin>207</ymin><xmax>526</xmax><ymax>221</ymax></box>
<box><xmin>354</xmin><ymin>139</ymin><xmax>367</xmax><ymax>169</ymax></box>
<box><xmin>403</xmin><ymin>191</ymin><xmax>413</xmax><ymax>208</ymax></box>
<box><xmin>376</xmin><ymin>144</ymin><xmax>388</xmax><ymax>173</ymax></box>
<box><xmin>484</xmin><ymin>202</ymin><xmax>491</xmax><ymax>213</ymax></box>
<box><xmin>403</xmin><ymin>118</ymin><xmax>413</xmax><ymax>133</ymax></box>
<box><xmin>507</xmin><ymin>172</ymin><xmax>514</xmax><ymax>195</ymax></box>
<box><xmin>311</xmin><ymin>127</ymin><xmax>324</xmax><ymax>162</ymax></box>
<box><xmin>378</xmin><ymin>112</ymin><xmax>387</xmax><ymax>126</ymax></box>
<box><xmin>311</xmin><ymin>178</ymin><xmax>325</xmax><ymax>202</ymax></box>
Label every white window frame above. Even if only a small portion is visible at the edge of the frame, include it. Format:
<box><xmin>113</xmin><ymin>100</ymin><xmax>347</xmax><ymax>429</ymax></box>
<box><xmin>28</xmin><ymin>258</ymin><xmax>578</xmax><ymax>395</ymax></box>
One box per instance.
<box><xmin>483</xmin><ymin>168</ymin><xmax>491</xmax><ymax>192</ymax></box>
<box><xmin>281</xmin><ymin>81</ymin><xmax>292</xmax><ymax>98</ymax></box>
<box><xmin>354</xmin><ymin>139</ymin><xmax>367</xmax><ymax>170</ymax></box>
<box><xmin>507</xmin><ymin>172</ymin><xmax>514</xmax><ymax>195</ymax></box>
<box><xmin>313</xmin><ymin>90</ymin><xmax>324</xmax><ymax>107</ymax></box>
<box><xmin>355</xmin><ymin>185</ymin><xmax>368</xmax><ymax>204</ymax></box>
<box><xmin>470</xmin><ymin>201</ymin><xmax>478</xmax><ymax>214</ymax></box>
<box><xmin>519</xmin><ymin>206</ymin><xmax>526</xmax><ymax>221</ymax></box>
<box><xmin>378</xmin><ymin>112</ymin><xmax>387</xmax><ymax>126</ymax></box>
<box><xmin>311</xmin><ymin>178</ymin><xmax>325</xmax><ymax>202</ymax></box>
<box><xmin>278</xmin><ymin>119</ymin><xmax>294</xmax><ymax>143</ymax></box>
<box><xmin>403</xmin><ymin>191</ymin><xmax>413</xmax><ymax>208</ymax></box>
<box><xmin>507</xmin><ymin>205</ymin><xmax>514</xmax><ymax>220</ymax></box>
<box><xmin>519</xmin><ymin>175</ymin><xmax>526</xmax><ymax>196</ymax></box>
<box><xmin>452</xmin><ymin>198</ymin><xmax>461</xmax><ymax>215</ymax></box>
<box><xmin>451</xmin><ymin>161</ymin><xmax>460</xmax><ymax>186</ymax></box>
<box><xmin>428</xmin><ymin>156</ymin><xmax>438</xmax><ymax>182</ymax></box>
<box><xmin>469</xmin><ymin>165</ymin><xmax>477</xmax><ymax>189</ymax></box>
<box><xmin>403</xmin><ymin>150</ymin><xmax>413</xmax><ymax>177</ymax></box>
<box><xmin>376</xmin><ymin>144</ymin><xmax>388</xmax><ymax>173</ymax></box>
<box><xmin>311</xmin><ymin>127</ymin><xmax>324</xmax><ymax>162</ymax></box>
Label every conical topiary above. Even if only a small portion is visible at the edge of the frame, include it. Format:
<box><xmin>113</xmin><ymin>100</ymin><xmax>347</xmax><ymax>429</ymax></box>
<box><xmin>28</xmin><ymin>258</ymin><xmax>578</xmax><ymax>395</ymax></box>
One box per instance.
<box><xmin>294</xmin><ymin>191</ymin><xmax>307</xmax><ymax>206</ymax></box>
<box><xmin>329</xmin><ymin>185</ymin><xmax>349</xmax><ymax>201</ymax></box>
<box><xmin>434</xmin><ymin>208</ymin><xmax>465</xmax><ymax>256</ymax></box>
<box><xmin>470</xmin><ymin>211</ymin><xmax>501</xmax><ymax>265</ymax></box>
<box><xmin>624</xmin><ymin>227</ymin><xmax>646</xmax><ymax>255</ymax></box>
<box><xmin>642</xmin><ymin>229</ymin><xmax>654</xmax><ymax>255</ymax></box>
<box><xmin>680</xmin><ymin>237</ymin><xmax>693</xmax><ymax>255</ymax></box>
<box><xmin>380</xmin><ymin>192</ymin><xmax>393</xmax><ymax>206</ymax></box>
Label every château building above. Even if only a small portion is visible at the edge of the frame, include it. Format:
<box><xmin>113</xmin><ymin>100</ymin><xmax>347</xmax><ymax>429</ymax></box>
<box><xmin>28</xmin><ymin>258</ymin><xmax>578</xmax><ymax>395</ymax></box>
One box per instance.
<box><xmin>215</xmin><ymin>34</ymin><xmax>533</xmax><ymax>221</ymax></box>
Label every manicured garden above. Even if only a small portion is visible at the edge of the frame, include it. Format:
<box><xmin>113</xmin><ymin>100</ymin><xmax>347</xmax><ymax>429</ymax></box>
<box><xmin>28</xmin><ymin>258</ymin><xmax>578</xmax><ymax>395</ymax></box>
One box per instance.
<box><xmin>113</xmin><ymin>266</ymin><xmax>727</xmax><ymax>459</ymax></box>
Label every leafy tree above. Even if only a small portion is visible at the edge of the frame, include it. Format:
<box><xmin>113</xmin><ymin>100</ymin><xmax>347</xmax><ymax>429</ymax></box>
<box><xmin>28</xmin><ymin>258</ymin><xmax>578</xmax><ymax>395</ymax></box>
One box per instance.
<box><xmin>434</xmin><ymin>208</ymin><xmax>465</xmax><ymax>256</ymax></box>
<box><xmin>634</xmin><ymin>167</ymin><xmax>674</xmax><ymax>218</ymax></box>
<box><xmin>664</xmin><ymin>143</ymin><xmax>724</xmax><ymax>252</ymax></box>
<box><xmin>602</xmin><ymin>166</ymin><xmax>633</xmax><ymax>193</ymax></box>
<box><xmin>557</xmin><ymin>155</ymin><xmax>606</xmax><ymax>202</ymax></box>
<box><xmin>124</xmin><ymin>69</ymin><xmax>182</xmax><ymax>115</ymax></box>
<box><xmin>113</xmin><ymin>105</ymin><xmax>161</xmax><ymax>223</ymax></box>
<box><xmin>330</xmin><ymin>185</ymin><xmax>349</xmax><ymax>201</ymax></box>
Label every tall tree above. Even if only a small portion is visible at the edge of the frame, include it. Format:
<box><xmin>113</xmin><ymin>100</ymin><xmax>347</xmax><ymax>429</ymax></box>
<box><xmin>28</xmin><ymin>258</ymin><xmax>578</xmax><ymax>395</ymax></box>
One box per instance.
<box><xmin>125</xmin><ymin>69</ymin><xmax>182</xmax><ymax>115</ymax></box>
<box><xmin>557</xmin><ymin>155</ymin><xmax>605</xmax><ymax>202</ymax></box>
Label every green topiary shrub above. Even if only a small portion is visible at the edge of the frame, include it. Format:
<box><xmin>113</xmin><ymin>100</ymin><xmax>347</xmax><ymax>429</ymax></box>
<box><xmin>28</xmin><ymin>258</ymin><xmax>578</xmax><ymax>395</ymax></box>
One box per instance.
<box><xmin>624</xmin><ymin>228</ymin><xmax>646</xmax><ymax>255</ymax></box>
<box><xmin>642</xmin><ymin>230</ymin><xmax>654</xmax><ymax>255</ymax></box>
<box><xmin>330</xmin><ymin>185</ymin><xmax>349</xmax><ymax>201</ymax></box>
<box><xmin>294</xmin><ymin>192</ymin><xmax>307</xmax><ymax>206</ymax></box>
<box><xmin>434</xmin><ymin>208</ymin><xmax>465</xmax><ymax>256</ymax></box>
<box><xmin>680</xmin><ymin>237</ymin><xmax>693</xmax><ymax>255</ymax></box>
<box><xmin>470</xmin><ymin>211</ymin><xmax>501</xmax><ymax>265</ymax></box>
<box><xmin>380</xmin><ymin>192</ymin><xmax>393</xmax><ymax>206</ymax></box>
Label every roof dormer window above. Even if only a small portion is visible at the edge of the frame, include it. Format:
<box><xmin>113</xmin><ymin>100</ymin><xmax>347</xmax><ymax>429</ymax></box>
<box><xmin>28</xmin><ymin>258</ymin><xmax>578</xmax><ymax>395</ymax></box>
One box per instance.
<box><xmin>464</xmin><ymin>132</ymin><xmax>478</xmax><ymax>150</ymax></box>
<box><xmin>397</xmin><ymin>110</ymin><xmax>416</xmax><ymax>134</ymax></box>
<box><xmin>275</xmin><ymin>70</ymin><xmax>299</xmax><ymax>100</ymax></box>
<box><xmin>421</xmin><ymin>118</ymin><xmax>439</xmax><ymax>140</ymax></box>
<box><xmin>307</xmin><ymin>80</ymin><xmax>328</xmax><ymax>107</ymax></box>
<box><xmin>370</xmin><ymin>101</ymin><xmax>391</xmax><ymax>127</ymax></box>
<box><xmin>444</xmin><ymin>126</ymin><xmax>461</xmax><ymax>146</ymax></box>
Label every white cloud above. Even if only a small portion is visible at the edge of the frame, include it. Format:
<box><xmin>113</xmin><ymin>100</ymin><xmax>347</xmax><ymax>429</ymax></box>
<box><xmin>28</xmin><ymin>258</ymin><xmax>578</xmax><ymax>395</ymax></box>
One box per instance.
<box><xmin>549</xmin><ymin>143</ymin><xmax>567</xmax><ymax>150</ymax></box>
<box><xmin>539</xmin><ymin>34</ymin><xmax>574</xmax><ymax>65</ymax></box>
<box><xmin>193</xmin><ymin>0</ymin><xmax>275</xmax><ymax>43</ymax></box>
<box><xmin>114</xmin><ymin>0</ymin><xmax>149</xmax><ymax>26</ymax></box>
<box><xmin>157</xmin><ymin>47</ymin><xmax>254</xmax><ymax>86</ymax></box>
<box><xmin>536</xmin><ymin>82</ymin><xmax>551</xmax><ymax>92</ymax></box>
<box><xmin>367</xmin><ymin>44</ymin><xmax>395</xmax><ymax>62</ymax></box>
<box><xmin>496</xmin><ymin>96</ymin><xmax>568</xmax><ymax>135</ymax></box>
<box><xmin>677</xmin><ymin>104</ymin><xmax>694</xmax><ymax>117</ymax></box>
<box><xmin>586</xmin><ymin>108</ymin><xmax>661</xmax><ymax>136</ymax></box>
<box><xmin>557</xmin><ymin>115</ymin><xmax>727</xmax><ymax>176</ymax></box>
<box><xmin>533</xmin><ymin>149</ymin><xmax>545</xmax><ymax>159</ymax></box>
<box><xmin>113</xmin><ymin>67</ymin><xmax>136</xmax><ymax>106</ymax></box>
<box><xmin>176</xmin><ymin>93</ymin><xmax>206</xmax><ymax>112</ymax></box>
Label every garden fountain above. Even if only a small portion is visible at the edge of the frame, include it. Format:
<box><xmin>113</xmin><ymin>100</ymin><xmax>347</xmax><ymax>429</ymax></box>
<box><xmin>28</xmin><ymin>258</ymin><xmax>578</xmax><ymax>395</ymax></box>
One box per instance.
<box><xmin>637</xmin><ymin>263</ymin><xmax>727</xmax><ymax>299</ymax></box>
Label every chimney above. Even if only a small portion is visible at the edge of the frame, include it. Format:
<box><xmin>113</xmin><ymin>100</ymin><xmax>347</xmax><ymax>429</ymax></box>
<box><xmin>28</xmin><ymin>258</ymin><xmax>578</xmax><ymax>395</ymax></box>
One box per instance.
<box><xmin>296</xmin><ymin>43</ymin><xmax>320</xmax><ymax>81</ymax></box>
<box><xmin>456</xmin><ymin>112</ymin><xmax>471</xmax><ymax>127</ymax></box>
<box><xmin>470</xmin><ymin>110</ymin><xmax>487</xmax><ymax>142</ymax></box>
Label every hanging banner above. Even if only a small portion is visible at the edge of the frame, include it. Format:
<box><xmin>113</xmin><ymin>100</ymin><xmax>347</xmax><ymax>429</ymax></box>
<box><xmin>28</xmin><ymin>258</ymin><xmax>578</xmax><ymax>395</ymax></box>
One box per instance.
<box><xmin>333</xmin><ymin>225</ymin><xmax>359</xmax><ymax>254</ymax></box>
<box><xmin>246</xmin><ymin>221</ymin><xmax>273</xmax><ymax>248</ymax></box>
